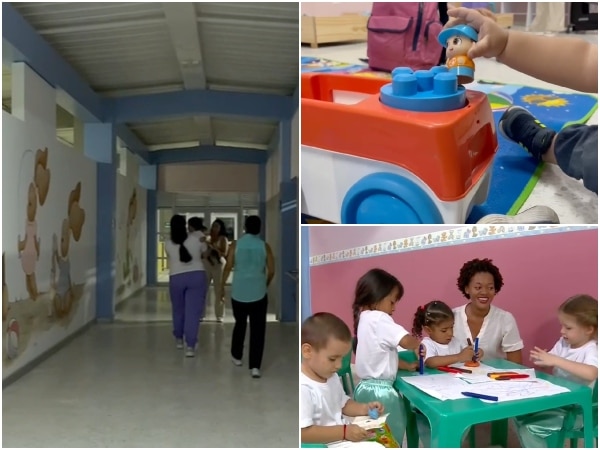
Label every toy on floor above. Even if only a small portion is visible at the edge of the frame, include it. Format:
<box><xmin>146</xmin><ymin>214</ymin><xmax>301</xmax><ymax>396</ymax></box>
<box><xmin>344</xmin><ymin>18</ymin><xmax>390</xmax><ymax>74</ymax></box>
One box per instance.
<box><xmin>301</xmin><ymin>68</ymin><xmax>497</xmax><ymax>224</ymax></box>
<box><xmin>438</xmin><ymin>25</ymin><xmax>478</xmax><ymax>85</ymax></box>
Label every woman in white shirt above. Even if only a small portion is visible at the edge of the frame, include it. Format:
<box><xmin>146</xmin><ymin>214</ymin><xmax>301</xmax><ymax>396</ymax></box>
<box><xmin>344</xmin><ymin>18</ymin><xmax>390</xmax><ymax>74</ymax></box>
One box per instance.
<box><xmin>165</xmin><ymin>214</ymin><xmax>207</xmax><ymax>357</ymax></box>
<box><xmin>453</xmin><ymin>258</ymin><xmax>524</xmax><ymax>363</ymax></box>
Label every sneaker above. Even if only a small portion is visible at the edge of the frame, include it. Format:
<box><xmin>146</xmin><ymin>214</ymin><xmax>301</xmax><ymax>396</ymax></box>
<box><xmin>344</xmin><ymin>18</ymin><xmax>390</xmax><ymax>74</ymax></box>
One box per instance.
<box><xmin>498</xmin><ymin>106</ymin><xmax>557</xmax><ymax>160</ymax></box>
<box><xmin>185</xmin><ymin>347</ymin><xmax>195</xmax><ymax>358</ymax></box>
<box><xmin>175</xmin><ymin>339</ymin><xmax>184</xmax><ymax>349</ymax></box>
<box><xmin>476</xmin><ymin>205</ymin><xmax>560</xmax><ymax>224</ymax></box>
<box><xmin>217</xmin><ymin>317</ymin><xmax>223</xmax><ymax>323</ymax></box>
<box><xmin>231</xmin><ymin>357</ymin><xmax>242</xmax><ymax>367</ymax></box>
<box><xmin>251</xmin><ymin>368</ymin><xmax>261</xmax><ymax>378</ymax></box>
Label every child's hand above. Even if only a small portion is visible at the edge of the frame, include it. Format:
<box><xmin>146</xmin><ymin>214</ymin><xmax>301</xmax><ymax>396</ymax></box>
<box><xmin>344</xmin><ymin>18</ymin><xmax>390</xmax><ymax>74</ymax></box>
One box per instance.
<box><xmin>445</xmin><ymin>7</ymin><xmax>509</xmax><ymax>60</ymax></box>
<box><xmin>458</xmin><ymin>345</ymin><xmax>475</xmax><ymax>363</ymax></box>
<box><xmin>345</xmin><ymin>424</ymin><xmax>368</xmax><ymax>442</ymax></box>
<box><xmin>530</xmin><ymin>347</ymin><xmax>558</xmax><ymax>367</ymax></box>
<box><xmin>398</xmin><ymin>359</ymin><xmax>419</xmax><ymax>372</ymax></box>
<box><xmin>365</xmin><ymin>401</ymin><xmax>384</xmax><ymax>415</ymax></box>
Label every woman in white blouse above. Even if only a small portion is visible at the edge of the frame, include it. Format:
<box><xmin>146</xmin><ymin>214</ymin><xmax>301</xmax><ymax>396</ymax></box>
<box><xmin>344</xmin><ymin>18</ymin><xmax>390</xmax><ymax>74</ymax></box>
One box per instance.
<box><xmin>453</xmin><ymin>258</ymin><xmax>524</xmax><ymax>363</ymax></box>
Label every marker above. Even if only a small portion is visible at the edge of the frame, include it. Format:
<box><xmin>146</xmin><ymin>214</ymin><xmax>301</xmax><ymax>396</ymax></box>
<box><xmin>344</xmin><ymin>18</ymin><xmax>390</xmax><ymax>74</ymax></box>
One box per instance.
<box><xmin>438</xmin><ymin>366</ymin><xmax>463</xmax><ymax>374</ymax></box>
<box><xmin>461</xmin><ymin>391</ymin><xmax>499</xmax><ymax>401</ymax></box>
<box><xmin>495</xmin><ymin>374</ymin><xmax>530</xmax><ymax>380</ymax></box>
<box><xmin>368</xmin><ymin>408</ymin><xmax>379</xmax><ymax>419</ymax></box>
<box><xmin>418</xmin><ymin>344</ymin><xmax>424</xmax><ymax>375</ymax></box>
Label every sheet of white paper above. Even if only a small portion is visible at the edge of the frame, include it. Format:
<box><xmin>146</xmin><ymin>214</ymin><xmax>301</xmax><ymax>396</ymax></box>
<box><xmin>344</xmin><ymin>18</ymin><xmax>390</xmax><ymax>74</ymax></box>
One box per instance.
<box><xmin>456</xmin><ymin>368</ymin><xmax>537</xmax><ymax>384</ymax></box>
<box><xmin>401</xmin><ymin>373</ymin><xmax>569</xmax><ymax>402</ymax></box>
<box><xmin>353</xmin><ymin>413</ymin><xmax>390</xmax><ymax>430</ymax></box>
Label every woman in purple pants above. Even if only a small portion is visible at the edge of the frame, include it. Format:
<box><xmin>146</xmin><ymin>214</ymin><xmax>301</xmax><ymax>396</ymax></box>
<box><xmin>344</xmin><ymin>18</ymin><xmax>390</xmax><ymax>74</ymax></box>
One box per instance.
<box><xmin>165</xmin><ymin>214</ymin><xmax>208</xmax><ymax>357</ymax></box>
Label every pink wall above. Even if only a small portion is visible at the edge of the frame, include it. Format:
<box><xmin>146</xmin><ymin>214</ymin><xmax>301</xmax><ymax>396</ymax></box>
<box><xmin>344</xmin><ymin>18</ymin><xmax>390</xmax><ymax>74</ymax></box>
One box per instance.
<box><xmin>310</xmin><ymin>230</ymin><xmax>598</xmax><ymax>368</ymax></box>
<box><xmin>301</xmin><ymin>2</ymin><xmax>372</xmax><ymax>16</ymax></box>
<box><xmin>309</xmin><ymin>226</ymin><xmax>457</xmax><ymax>255</ymax></box>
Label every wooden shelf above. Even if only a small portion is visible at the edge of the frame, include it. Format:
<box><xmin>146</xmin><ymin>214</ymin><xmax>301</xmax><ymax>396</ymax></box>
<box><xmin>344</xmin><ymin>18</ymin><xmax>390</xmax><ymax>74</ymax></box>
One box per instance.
<box><xmin>301</xmin><ymin>14</ymin><xmax>368</xmax><ymax>48</ymax></box>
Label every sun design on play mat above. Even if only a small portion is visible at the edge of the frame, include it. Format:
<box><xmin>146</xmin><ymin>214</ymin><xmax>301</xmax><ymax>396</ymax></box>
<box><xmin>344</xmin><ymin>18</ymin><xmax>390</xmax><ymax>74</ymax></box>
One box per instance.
<box><xmin>522</xmin><ymin>94</ymin><xmax>569</xmax><ymax>107</ymax></box>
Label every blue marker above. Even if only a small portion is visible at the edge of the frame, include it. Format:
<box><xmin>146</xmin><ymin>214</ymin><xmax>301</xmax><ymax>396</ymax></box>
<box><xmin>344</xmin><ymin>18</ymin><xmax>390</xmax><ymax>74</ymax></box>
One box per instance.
<box><xmin>473</xmin><ymin>337</ymin><xmax>479</xmax><ymax>361</ymax></box>
<box><xmin>368</xmin><ymin>408</ymin><xmax>379</xmax><ymax>419</ymax></box>
<box><xmin>418</xmin><ymin>344</ymin><xmax>424</xmax><ymax>375</ymax></box>
<box><xmin>462</xmin><ymin>391</ymin><xmax>498</xmax><ymax>402</ymax></box>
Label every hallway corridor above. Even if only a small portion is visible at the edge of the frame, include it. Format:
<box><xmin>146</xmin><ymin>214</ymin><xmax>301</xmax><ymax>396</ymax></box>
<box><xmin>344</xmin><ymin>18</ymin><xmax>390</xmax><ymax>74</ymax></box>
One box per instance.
<box><xmin>3</xmin><ymin>289</ymin><xmax>299</xmax><ymax>448</ymax></box>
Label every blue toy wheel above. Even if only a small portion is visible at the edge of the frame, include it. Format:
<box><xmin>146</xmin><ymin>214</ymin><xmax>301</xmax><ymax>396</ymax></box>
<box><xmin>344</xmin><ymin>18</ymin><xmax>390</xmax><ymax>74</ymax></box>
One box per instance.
<box><xmin>341</xmin><ymin>173</ymin><xmax>444</xmax><ymax>224</ymax></box>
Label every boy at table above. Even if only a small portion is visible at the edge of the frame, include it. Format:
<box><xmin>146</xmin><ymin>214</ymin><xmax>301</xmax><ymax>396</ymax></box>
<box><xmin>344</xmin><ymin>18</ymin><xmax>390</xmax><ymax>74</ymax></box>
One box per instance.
<box><xmin>301</xmin><ymin>312</ymin><xmax>385</xmax><ymax>448</ymax></box>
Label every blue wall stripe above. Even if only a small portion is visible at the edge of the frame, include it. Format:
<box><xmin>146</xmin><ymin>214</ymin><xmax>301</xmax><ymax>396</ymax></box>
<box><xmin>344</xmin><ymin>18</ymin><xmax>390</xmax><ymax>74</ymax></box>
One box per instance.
<box><xmin>149</xmin><ymin>146</ymin><xmax>268</xmax><ymax>165</ymax></box>
<box><xmin>108</xmin><ymin>89</ymin><xmax>292</xmax><ymax>123</ymax></box>
<box><xmin>301</xmin><ymin>226</ymin><xmax>311</xmax><ymax>322</ymax></box>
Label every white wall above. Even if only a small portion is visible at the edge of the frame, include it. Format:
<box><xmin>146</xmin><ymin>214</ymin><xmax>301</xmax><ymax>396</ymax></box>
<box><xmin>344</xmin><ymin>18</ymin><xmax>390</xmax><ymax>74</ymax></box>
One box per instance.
<box><xmin>114</xmin><ymin>152</ymin><xmax>147</xmax><ymax>305</ymax></box>
<box><xmin>3</xmin><ymin>64</ymin><xmax>97</xmax><ymax>380</ymax></box>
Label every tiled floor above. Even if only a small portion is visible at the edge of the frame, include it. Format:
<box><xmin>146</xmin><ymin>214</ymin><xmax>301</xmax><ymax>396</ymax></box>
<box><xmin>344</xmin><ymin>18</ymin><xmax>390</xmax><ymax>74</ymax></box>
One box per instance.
<box><xmin>114</xmin><ymin>285</ymin><xmax>278</xmax><ymax>324</ymax></box>
<box><xmin>301</xmin><ymin>31</ymin><xmax>598</xmax><ymax>224</ymax></box>
<box><xmin>3</xmin><ymin>288</ymin><xmax>298</xmax><ymax>448</ymax></box>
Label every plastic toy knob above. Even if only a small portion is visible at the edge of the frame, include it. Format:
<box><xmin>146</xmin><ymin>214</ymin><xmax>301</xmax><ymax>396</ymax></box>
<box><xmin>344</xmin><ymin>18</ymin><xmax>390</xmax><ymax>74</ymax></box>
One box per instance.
<box><xmin>392</xmin><ymin>73</ymin><xmax>417</xmax><ymax>97</ymax></box>
<box><xmin>434</xmin><ymin>73</ymin><xmax>458</xmax><ymax>95</ymax></box>
<box><xmin>368</xmin><ymin>408</ymin><xmax>380</xmax><ymax>420</ymax></box>
<box><xmin>415</xmin><ymin>70</ymin><xmax>434</xmax><ymax>92</ymax></box>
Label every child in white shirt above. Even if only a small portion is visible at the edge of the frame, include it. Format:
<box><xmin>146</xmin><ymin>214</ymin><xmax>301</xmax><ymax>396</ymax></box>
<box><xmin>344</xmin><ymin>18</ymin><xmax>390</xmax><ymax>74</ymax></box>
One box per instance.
<box><xmin>514</xmin><ymin>294</ymin><xmax>598</xmax><ymax>447</ymax></box>
<box><xmin>412</xmin><ymin>300</ymin><xmax>483</xmax><ymax>368</ymax></box>
<box><xmin>353</xmin><ymin>269</ymin><xmax>421</xmax><ymax>446</ymax></box>
<box><xmin>411</xmin><ymin>300</ymin><xmax>483</xmax><ymax>447</ymax></box>
<box><xmin>301</xmin><ymin>312</ymin><xmax>385</xmax><ymax>448</ymax></box>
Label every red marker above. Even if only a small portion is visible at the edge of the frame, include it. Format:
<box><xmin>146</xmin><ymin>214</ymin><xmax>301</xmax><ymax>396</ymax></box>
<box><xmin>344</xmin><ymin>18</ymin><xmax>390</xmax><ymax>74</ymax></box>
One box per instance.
<box><xmin>438</xmin><ymin>366</ymin><xmax>463</xmax><ymax>374</ymax></box>
<box><xmin>494</xmin><ymin>374</ymin><xmax>530</xmax><ymax>380</ymax></box>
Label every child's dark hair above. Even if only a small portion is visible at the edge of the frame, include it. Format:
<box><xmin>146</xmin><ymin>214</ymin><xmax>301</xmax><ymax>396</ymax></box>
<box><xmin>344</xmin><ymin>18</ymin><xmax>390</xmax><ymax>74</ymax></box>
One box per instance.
<box><xmin>457</xmin><ymin>258</ymin><xmax>504</xmax><ymax>299</ymax></box>
<box><xmin>559</xmin><ymin>294</ymin><xmax>598</xmax><ymax>335</ymax></box>
<box><xmin>302</xmin><ymin>312</ymin><xmax>352</xmax><ymax>351</ymax></box>
<box><xmin>412</xmin><ymin>300</ymin><xmax>454</xmax><ymax>338</ymax></box>
<box><xmin>352</xmin><ymin>269</ymin><xmax>404</xmax><ymax>347</ymax></box>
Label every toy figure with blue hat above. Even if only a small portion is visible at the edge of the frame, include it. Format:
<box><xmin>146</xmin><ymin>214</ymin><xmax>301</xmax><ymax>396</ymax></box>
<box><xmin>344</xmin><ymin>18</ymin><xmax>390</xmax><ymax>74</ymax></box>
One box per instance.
<box><xmin>438</xmin><ymin>24</ymin><xmax>478</xmax><ymax>85</ymax></box>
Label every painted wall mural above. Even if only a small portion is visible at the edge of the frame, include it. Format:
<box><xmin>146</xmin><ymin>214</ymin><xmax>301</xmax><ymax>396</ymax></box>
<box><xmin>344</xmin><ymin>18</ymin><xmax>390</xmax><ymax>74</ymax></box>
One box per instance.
<box><xmin>3</xmin><ymin>65</ymin><xmax>97</xmax><ymax>380</ymax></box>
<box><xmin>4</xmin><ymin>148</ymin><xmax>89</xmax><ymax>367</ymax></box>
<box><xmin>115</xmin><ymin>161</ymin><xmax>147</xmax><ymax>304</ymax></box>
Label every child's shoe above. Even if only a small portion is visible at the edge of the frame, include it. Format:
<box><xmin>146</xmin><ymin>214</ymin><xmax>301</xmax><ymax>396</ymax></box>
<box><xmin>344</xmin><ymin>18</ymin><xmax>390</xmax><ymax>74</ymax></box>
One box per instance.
<box><xmin>185</xmin><ymin>346</ymin><xmax>195</xmax><ymax>358</ymax></box>
<box><xmin>498</xmin><ymin>106</ymin><xmax>557</xmax><ymax>160</ymax></box>
<box><xmin>251</xmin><ymin>368</ymin><xmax>261</xmax><ymax>378</ymax></box>
<box><xmin>476</xmin><ymin>205</ymin><xmax>560</xmax><ymax>224</ymax></box>
<box><xmin>175</xmin><ymin>339</ymin><xmax>184</xmax><ymax>349</ymax></box>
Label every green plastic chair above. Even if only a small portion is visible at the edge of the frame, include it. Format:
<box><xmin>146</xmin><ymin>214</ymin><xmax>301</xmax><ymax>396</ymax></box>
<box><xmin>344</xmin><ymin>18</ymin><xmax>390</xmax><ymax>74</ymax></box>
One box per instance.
<box><xmin>545</xmin><ymin>379</ymin><xmax>598</xmax><ymax>448</ymax></box>
<box><xmin>338</xmin><ymin>347</ymin><xmax>355</xmax><ymax>396</ymax></box>
<box><xmin>300</xmin><ymin>444</ymin><xmax>327</xmax><ymax>448</ymax></box>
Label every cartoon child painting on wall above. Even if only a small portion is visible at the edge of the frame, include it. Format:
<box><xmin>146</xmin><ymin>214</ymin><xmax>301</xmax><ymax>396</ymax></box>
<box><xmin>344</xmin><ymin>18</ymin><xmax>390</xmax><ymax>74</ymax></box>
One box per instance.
<box><xmin>17</xmin><ymin>148</ymin><xmax>50</xmax><ymax>301</ymax></box>
<box><xmin>51</xmin><ymin>182</ymin><xmax>85</xmax><ymax>319</ymax></box>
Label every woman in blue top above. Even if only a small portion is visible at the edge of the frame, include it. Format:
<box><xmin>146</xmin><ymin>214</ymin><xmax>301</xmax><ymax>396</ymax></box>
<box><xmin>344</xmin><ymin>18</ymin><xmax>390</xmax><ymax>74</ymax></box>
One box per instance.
<box><xmin>221</xmin><ymin>215</ymin><xmax>275</xmax><ymax>379</ymax></box>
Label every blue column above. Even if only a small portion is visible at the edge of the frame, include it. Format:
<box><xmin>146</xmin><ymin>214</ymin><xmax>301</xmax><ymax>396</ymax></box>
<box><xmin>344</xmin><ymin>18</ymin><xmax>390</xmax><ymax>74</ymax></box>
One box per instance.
<box><xmin>259</xmin><ymin>162</ymin><xmax>266</xmax><ymax>240</ymax></box>
<box><xmin>278</xmin><ymin>119</ymin><xmax>295</xmax><ymax>322</ymax></box>
<box><xmin>85</xmin><ymin>123</ymin><xmax>116</xmax><ymax>321</ymax></box>
<box><xmin>279</xmin><ymin>119</ymin><xmax>292</xmax><ymax>181</ymax></box>
<box><xmin>301</xmin><ymin>226</ymin><xmax>311</xmax><ymax>322</ymax></box>
<box><xmin>140</xmin><ymin>164</ymin><xmax>157</xmax><ymax>285</ymax></box>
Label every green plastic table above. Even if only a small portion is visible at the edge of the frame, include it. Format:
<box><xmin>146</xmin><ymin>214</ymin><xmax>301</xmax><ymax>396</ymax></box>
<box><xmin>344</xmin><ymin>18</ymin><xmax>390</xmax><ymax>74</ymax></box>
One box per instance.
<box><xmin>394</xmin><ymin>356</ymin><xmax>595</xmax><ymax>448</ymax></box>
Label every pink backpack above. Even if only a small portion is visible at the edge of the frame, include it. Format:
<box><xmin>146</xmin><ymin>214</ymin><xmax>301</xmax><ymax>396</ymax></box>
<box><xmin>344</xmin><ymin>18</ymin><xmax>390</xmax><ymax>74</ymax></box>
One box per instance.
<box><xmin>367</xmin><ymin>2</ymin><xmax>444</xmax><ymax>72</ymax></box>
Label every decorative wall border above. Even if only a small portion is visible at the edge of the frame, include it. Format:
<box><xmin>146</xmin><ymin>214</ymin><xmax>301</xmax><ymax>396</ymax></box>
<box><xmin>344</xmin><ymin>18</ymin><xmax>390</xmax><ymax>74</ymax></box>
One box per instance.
<box><xmin>309</xmin><ymin>225</ymin><xmax>597</xmax><ymax>267</ymax></box>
